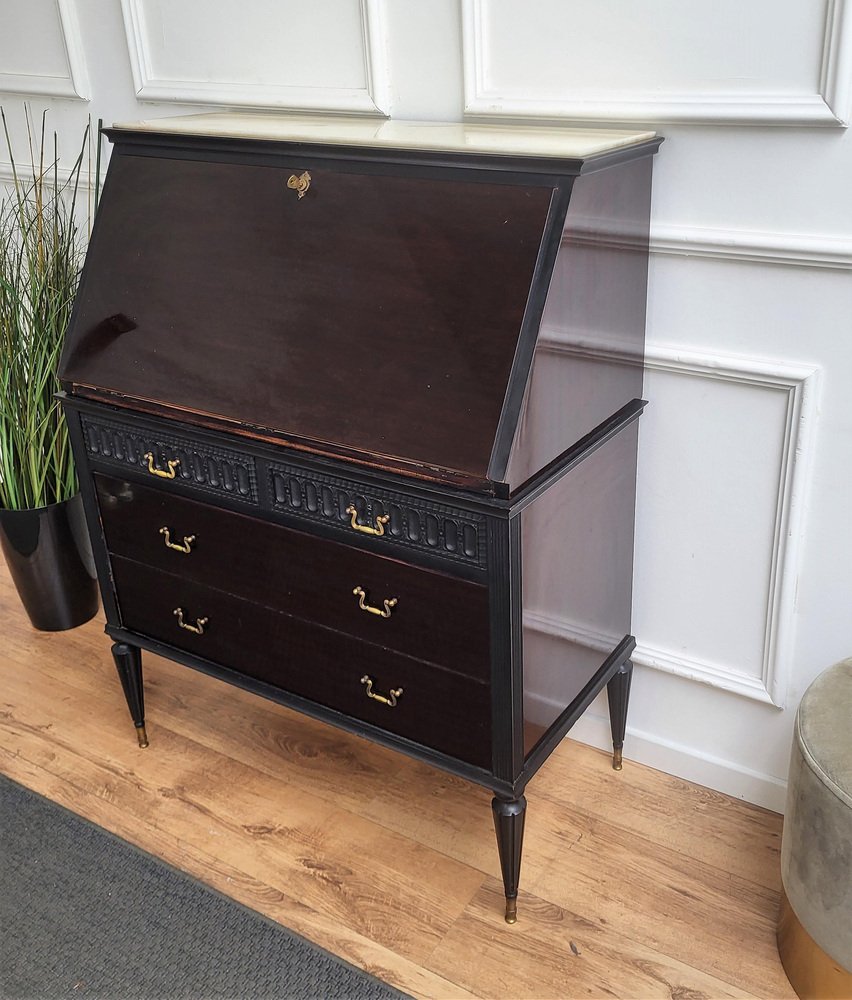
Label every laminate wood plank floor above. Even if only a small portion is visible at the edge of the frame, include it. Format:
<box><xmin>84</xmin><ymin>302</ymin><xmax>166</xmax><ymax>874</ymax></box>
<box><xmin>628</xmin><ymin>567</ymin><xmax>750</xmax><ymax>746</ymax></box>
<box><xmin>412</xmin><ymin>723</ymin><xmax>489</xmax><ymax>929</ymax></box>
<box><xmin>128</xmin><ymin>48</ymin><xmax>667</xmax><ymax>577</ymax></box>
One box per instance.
<box><xmin>0</xmin><ymin>563</ymin><xmax>794</xmax><ymax>1000</ymax></box>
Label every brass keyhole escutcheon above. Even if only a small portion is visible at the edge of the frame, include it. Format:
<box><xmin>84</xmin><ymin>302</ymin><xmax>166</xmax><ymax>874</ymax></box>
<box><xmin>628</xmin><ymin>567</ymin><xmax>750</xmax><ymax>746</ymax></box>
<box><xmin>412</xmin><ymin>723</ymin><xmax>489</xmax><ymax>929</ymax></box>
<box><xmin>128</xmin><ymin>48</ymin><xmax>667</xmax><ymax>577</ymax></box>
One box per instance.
<box><xmin>287</xmin><ymin>171</ymin><xmax>311</xmax><ymax>199</ymax></box>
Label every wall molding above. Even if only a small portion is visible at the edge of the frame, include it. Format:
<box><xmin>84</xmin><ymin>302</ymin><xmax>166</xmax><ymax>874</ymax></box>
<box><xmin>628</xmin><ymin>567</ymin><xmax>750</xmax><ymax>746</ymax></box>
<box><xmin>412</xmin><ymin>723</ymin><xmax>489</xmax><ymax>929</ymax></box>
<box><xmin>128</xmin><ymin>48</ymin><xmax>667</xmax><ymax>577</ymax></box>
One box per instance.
<box><xmin>526</xmin><ymin>691</ymin><xmax>788</xmax><ymax>812</ymax></box>
<box><xmin>649</xmin><ymin>223</ymin><xmax>852</xmax><ymax>270</ymax></box>
<box><xmin>462</xmin><ymin>0</ymin><xmax>852</xmax><ymax>126</ymax></box>
<box><xmin>120</xmin><ymin>0</ymin><xmax>390</xmax><ymax>115</ymax></box>
<box><xmin>563</xmin><ymin>220</ymin><xmax>852</xmax><ymax>271</ymax></box>
<box><xmin>0</xmin><ymin>0</ymin><xmax>90</xmax><ymax>101</ymax></box>
<box><xmin>524</xmin><ymin>609</ymin><xmax>779</xmax><ymax>706</ymax></box>
<box><xmin>532</xmin><ymin>335</ymin><xmax>820</xmax><ymax>708</ymax></box>
<box><xmin>0</xmin><ymin>161</ymin><xmax>103</xmax><ymax>191</ymax></box>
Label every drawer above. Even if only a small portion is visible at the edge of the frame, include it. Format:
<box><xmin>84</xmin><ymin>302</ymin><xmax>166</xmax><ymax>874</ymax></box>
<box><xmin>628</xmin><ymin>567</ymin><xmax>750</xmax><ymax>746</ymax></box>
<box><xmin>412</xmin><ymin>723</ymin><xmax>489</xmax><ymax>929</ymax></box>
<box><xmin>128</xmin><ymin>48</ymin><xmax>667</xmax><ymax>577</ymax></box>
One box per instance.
<box><xmin>77</xmin><ymin>406</ymin><xmax>487</xmax><ymax>573</ymax></box>
<box><xmin>96</xmin><ymin>475</ymin><xmax>490</xmax><ymax>681</ymax></box>
<box><xmin>80</xmin><ymin>412</ymin><xmax>258</xmax><ymax>506</ymax></box>
<box><xmin>111</xmin><ymin>557</ymin><xmax>491</xmax><ymax>768</ymax></box>
<box><xmin>269</xmin><ymin>460</ymin><xmax>487</xmax><ymax>572</ymax></box>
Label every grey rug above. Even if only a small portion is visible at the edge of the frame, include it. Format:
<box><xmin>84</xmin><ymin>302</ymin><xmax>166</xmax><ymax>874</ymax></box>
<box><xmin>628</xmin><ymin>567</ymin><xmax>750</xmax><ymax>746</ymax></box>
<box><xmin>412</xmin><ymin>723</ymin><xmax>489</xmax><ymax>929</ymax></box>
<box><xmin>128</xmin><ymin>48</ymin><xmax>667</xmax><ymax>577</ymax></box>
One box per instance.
<box><xmin>0</xmin><ymin>773</ymin><xmax>411</xmax><ymax>1000</ymax></box>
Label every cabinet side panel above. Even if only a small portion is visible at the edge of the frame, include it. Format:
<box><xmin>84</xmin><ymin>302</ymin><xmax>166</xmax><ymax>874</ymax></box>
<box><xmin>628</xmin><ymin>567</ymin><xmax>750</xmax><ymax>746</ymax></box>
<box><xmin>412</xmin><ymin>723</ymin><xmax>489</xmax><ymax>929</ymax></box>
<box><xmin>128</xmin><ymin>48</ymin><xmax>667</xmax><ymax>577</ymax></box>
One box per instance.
<box><xmin>521</xmin><ymin>423</ymin><xmax>638</xmax><ymax>755</ymax></box>
<box><xmin>505</xmin><ymin>156</ymin><xmax>652</xmax><ymax>489</ymax></box>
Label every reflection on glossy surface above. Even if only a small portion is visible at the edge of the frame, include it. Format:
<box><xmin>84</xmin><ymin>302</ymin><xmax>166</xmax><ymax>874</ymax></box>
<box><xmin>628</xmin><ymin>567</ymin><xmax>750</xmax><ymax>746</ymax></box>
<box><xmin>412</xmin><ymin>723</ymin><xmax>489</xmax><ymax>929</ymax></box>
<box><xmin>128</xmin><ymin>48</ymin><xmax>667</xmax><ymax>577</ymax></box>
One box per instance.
<box><xmin>521</xmin><ymin>424</ymin><xmax>638</xmax><ymax>756</ymax></box>
<box><xmin>506</xmin><ymin>156</ymin><xmax>651</xmax><ymax>489</ymax></box>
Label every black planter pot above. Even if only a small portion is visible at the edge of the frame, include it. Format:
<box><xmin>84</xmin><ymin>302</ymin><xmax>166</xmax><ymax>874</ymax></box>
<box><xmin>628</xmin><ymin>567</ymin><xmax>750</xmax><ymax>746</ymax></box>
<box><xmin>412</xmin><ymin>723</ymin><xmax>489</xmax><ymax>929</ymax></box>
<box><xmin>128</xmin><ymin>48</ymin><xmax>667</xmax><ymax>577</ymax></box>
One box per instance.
<box><xmin>0</xmin><ymin>494</ymin><xmax>99</xmax><ymax>631</ymax></box>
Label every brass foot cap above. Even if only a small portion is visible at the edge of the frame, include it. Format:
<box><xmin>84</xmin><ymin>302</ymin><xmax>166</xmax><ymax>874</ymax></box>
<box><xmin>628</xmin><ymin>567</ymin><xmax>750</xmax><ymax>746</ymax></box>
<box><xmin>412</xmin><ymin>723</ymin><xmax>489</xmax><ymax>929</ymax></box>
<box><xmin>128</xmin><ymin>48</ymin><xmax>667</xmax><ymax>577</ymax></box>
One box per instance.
<box><xmin>612</xmin><ymin>747</ymin><xmax>623</xmax><ymax>771</ymax></box>
<box><xmin>505</xmin><ymin>898</ymin><xmax>518</xmax><ymax>924</ymax></box>
<box><xmin>135</xmin><ymin>724</ymin><xmax>149</xmax><ymax>749</ymax></box>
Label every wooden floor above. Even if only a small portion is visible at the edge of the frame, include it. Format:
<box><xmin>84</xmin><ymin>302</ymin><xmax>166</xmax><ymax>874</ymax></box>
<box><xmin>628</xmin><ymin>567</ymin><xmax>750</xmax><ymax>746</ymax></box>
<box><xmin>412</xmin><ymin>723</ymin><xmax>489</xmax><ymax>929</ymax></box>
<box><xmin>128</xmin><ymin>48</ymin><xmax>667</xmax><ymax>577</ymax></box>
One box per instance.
<box><xmin>0</xmin><ymin>561</ymin><xmax>795</xmax><ymax>1000</ymax></box>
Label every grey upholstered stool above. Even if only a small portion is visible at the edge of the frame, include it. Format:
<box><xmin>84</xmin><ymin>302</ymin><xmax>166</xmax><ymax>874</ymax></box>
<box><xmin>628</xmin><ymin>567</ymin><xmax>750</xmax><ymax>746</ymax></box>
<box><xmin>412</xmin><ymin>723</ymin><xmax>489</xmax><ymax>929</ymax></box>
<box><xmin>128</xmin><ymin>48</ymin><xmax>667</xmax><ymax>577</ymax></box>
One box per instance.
<box><xmin>778</xmin><ymin>657</ymin><xmax>852</xmax><ymax>999</ymax></box>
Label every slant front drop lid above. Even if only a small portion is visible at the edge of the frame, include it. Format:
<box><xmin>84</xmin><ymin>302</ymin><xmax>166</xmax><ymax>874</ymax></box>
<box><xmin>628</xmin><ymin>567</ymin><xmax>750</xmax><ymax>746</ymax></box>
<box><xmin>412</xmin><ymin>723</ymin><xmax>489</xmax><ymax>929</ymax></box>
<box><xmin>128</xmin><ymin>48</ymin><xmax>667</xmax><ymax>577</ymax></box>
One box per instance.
<box><xmin>59</xmin><ymin>112</ymin><xmax>662</xmax><ymax>925</ymax></box>
<box><xmin>61</xmin><ymin>153</ymin><xmax>553</xmax><ymax>482</ymax></box>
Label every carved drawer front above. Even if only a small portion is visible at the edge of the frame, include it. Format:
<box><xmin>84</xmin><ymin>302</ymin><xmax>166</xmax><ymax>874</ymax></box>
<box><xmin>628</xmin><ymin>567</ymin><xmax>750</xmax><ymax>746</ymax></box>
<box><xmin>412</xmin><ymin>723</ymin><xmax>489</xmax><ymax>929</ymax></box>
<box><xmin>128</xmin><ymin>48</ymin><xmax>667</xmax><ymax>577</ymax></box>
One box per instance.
<box><xmin>111</xmin><ymin>556</ymin><xmax>491</xmax><ymax>769</ymax></box>
<box><xmin>80</xmin><ymin>413</ymin><xmax>258</xmax><ymax>505</ymax></box>
<box><xmin>269</xmin><ymin>461</ymin><xmax>487</xmax><ymax>572</ymax></box>
<box><xmin>96</xmin><ymin>475</ymin><xmax>490</xmax><ymax>681</ymax></box>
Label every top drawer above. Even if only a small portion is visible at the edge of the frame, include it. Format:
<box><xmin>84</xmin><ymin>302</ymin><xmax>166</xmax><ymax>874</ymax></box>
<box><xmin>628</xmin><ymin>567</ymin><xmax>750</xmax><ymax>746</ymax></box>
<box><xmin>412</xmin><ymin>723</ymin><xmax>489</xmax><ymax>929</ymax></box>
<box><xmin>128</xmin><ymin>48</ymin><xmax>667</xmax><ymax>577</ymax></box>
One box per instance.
<box><xmin>76</xmin><ymin>407</ymin><xmax>489</xmax><ymax>574</ymax></box>
<box><xmin>269</xmin><ymin>460</ymin><xmax>487</xmax><ymax>573</ymax></box>
<box><xmin>80</xmin><ymin>412</ymin><xmax>258</xmax><ymax>506</ymax></box>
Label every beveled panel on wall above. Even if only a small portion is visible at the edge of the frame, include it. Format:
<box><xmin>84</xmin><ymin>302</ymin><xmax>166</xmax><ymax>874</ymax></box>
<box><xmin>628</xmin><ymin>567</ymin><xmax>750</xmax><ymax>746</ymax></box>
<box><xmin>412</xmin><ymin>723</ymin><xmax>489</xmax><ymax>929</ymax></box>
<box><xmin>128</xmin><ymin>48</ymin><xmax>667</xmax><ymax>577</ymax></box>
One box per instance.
<box><xmin>0</xmin><ymin>0</ymin><xmax>89</xmax><ymax>100</ymax></box>
<box><xmin>522</xmin><ymin>335</ymin><xmax>817</xmax><ymax>708</ymax></box>
<box><xmin>463</xmin><ymin>0</ymin><xmax>852</xmax><ymax>125</ymax></box>
<box><xmin>120</xmin><ymin>0</ymin><xmax>390</xmax><ymax>114</ymax></box>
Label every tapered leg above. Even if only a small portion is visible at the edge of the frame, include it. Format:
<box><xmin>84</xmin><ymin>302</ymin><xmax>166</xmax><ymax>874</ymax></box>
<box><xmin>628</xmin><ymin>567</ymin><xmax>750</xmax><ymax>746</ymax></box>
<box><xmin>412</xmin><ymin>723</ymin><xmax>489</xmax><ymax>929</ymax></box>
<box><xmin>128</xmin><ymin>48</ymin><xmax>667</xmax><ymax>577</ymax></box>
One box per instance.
<box><xmin>607</xmin><ymin>659</ymin><xmax>633</xmax><ymax>770</ymax></box>
<box><xmin>492</xmin><ymin>794</ymin><xmax>526</xmax><ymax>924</ymax></box>
<box><xmin>111</xmin><ymin>642</ymin><xmax>148</xmax><ymax>748</ymax></box>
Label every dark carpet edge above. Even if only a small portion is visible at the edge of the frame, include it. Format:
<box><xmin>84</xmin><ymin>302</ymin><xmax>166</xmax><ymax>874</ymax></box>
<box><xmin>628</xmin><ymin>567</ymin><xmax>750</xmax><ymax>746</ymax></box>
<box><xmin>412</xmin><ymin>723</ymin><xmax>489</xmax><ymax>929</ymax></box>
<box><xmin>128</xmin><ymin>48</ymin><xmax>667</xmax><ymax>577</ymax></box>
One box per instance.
<box><xmin>0</xmin><ymin>771</ymin><xmax>413</xmax><ymax>1000</ymax></box>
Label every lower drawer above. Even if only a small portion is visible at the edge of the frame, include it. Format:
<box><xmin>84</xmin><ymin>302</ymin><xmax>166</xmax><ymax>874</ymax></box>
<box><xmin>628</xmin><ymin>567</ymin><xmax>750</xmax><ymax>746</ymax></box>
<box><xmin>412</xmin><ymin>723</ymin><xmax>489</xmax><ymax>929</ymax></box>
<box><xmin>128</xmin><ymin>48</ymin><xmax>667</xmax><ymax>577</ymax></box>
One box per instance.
<box><xmin>111</xmin><ymin>556</ymin><xmax>491</xmax><ymax>768</ymax></box>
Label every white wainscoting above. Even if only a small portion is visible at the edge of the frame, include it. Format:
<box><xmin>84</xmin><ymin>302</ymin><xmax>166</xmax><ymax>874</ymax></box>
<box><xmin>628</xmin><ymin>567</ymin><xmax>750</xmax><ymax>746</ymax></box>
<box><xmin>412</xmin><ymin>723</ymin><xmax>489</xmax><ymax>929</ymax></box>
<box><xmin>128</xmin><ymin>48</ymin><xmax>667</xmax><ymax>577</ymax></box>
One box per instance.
<box><xmin>560</xmin><ymin>695</ymin><xmax>790</xmax><ymax>812</ymax></box>
<box><xmin>650</xmin><ymin>224</ymin><xmax>852</xmax><ymax>270</ymax></box>
<box><xmin>462</xmin><ymin>0</ymin><xmax>852</xmax><ymax>125</ymax></box>
<box><xmin>0</xmin><ymin>0</ymin><xmax>90</xmax><ymax>100</ymax></box>
<box><xmin>120</xmin><ymin>0</ymin><xmax>390</xmax><ymax>114</ymax></box>
<box><xmin>529</xmin><ymin>332</ymin><xmax>819</xmax><ymax>708</ymax></box>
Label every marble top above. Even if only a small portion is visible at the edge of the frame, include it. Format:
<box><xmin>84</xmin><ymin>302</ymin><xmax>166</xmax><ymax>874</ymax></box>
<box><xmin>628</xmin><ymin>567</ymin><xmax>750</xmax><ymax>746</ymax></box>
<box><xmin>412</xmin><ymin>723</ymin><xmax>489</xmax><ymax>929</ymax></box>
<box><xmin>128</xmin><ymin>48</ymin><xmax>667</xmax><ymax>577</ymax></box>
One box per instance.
<box><xmin>111</xmin><ymin>112</ymin><xmax>657</xmax><ymax>159</ymax></box>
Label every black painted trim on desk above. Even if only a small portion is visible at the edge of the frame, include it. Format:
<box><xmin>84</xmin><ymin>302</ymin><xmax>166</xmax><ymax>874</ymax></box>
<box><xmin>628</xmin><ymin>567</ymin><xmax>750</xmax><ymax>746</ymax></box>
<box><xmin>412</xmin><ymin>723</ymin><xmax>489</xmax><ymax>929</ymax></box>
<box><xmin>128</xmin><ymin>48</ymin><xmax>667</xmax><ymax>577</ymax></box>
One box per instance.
<box><xmin>64</xmin><ymin>406</ymin><xmax>120</xmax><ymax>624</ymax></box>
<box><xmin>487</xmin><ymin>181</ymin><xmax>574</xmax><ymax>485</ymax></box>
<box><xmin>103</xmin><ymin>624</ymin><xmax>513</xmax><ymax>797</ymax></box>
<box><xmin>507</xmin><ymin>399</ymin><xmax>648</xmax><ymax>514</ymax></box>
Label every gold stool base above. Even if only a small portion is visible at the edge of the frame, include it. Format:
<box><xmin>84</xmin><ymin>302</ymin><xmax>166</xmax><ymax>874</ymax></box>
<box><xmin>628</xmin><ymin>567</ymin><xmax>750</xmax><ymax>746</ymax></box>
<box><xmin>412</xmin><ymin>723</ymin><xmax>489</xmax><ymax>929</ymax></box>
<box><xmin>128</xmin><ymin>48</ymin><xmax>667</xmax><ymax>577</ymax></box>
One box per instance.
<box><xmin>778</xmin><ymin>888</ymin><xmax>852</xmax><ymax>999</ymax></box>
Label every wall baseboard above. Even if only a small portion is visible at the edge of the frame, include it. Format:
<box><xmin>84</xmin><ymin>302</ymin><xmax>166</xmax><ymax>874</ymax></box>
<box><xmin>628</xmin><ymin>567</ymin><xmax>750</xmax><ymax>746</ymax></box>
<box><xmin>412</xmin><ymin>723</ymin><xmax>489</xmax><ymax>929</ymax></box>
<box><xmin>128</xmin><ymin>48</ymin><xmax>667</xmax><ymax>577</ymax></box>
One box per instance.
<box><xmin>564</xmin><ymin>708</ymin><xmax>788</xmax><ymax>813</ymax></box>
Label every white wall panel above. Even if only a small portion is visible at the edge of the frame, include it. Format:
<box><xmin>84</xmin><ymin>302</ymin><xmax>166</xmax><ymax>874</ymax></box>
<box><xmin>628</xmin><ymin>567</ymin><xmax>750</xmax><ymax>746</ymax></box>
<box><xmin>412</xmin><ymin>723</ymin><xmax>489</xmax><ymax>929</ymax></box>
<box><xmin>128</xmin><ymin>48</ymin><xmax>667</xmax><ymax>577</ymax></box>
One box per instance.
<box><xmin>0</xmin><ymin>0</ymin><xmax>89</xmax><ymax>100</ymax></box>
<box><xmin>120</xmin><ymin>0</ymin><xmax>389</xmax><ymax>114</ymax></box>
<box><xmin>463</xmin><ymin>0</ymin><xmax>852</xmax><ymax>125</ymax></box>
<box><xmin>525</xmin><ymin>337</ymin><xmax>817</xmax><ymax>707</ymax></box>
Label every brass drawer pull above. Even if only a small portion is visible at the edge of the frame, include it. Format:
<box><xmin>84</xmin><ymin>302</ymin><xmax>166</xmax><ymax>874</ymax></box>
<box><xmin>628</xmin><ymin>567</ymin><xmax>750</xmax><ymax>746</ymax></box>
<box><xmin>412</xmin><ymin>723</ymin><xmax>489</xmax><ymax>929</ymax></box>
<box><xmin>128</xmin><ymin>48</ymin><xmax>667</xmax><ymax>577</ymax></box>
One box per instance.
<box><xmin>345</xmin><ymin>505</ymin><xmax>389</xmax><ymax>537</ymax></box>
<box><xmin>361</xmin><ymin>675</ymin><xmax>403</xmax><ymax>708</ymax></box>
<box><xmin>287</xmin><ymin>171</ymin><xmax>311</xmax><ymax>199</ymax></box>
<box><xmin>352</xmin><ymin>586</ymin><xmax>397</xmax><ymax>618</ymax></box>
<box><xmin>159</xmin><ymin>527</ymin><xmax>195</xmax><ymax>554</ymax></box>
<box><xmin>144</xmin><ymin>452</ymin><xmax>179</xmax><ymax>480</ymax></box>
<box><xmin>173</xmin><ymin>608</ymin><xmax>208</xmax><ymax>635</ymax></box>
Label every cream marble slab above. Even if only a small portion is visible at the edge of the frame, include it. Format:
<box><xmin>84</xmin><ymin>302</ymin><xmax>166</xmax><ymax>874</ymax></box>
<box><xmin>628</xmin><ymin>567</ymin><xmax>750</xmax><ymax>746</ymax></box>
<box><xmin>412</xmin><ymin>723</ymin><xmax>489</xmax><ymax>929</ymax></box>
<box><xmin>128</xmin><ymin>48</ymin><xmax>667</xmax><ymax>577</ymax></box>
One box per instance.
<box><xmin>111</xmin><ymin>112</ymin><xmax>656</xmax><ymax>159</ymax></box>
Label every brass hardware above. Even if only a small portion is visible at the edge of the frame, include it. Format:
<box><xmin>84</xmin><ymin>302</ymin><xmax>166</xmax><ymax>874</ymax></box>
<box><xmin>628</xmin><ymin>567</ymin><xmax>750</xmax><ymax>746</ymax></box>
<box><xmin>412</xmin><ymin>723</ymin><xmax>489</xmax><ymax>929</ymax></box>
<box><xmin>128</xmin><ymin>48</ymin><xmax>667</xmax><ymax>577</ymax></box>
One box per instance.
<box><xmin>287</xmin><ymin>171</ymin><xmax>311</xmax><ymax>199</ymax></box>
<box><xmin>144</xmin><ymin>452</ymin><xmax>179</xmax><ymax>479</ymax></box>
<box><xmin>505</xmin><ymin>897</ymin><xmax>518</xmax><ymax>924</ymax></box>
<box><xmin>174</xmin><ymin>608</ymin><xmax>208</xmax><ymax>635</ymax></box>
<box><xmin>352</xmin><ymin>586</ymin><xmax>397</xmax><ymax>618</ymax></box>
<box><xmin>360</xmin><ymin>675</ymin><xmax>403</xmax><ymax>708</ymax></box>
<box><xmin>159</xmin><ymin>527</ymin><xmax>196</xmax><ymax>554</ymax></box>
<box><xmin>345</xmin><ymin>505</ymin><xmax>389</xmax><ymax>537</ymax></box>
<box><xmin>135</xmin><ymin>724</ymin><xmax>149</xmax><ymax>749</ymax></box>
<box><xmin>612</xmin><ymin>747</ymin><xmax>623</xmax><ymax>771</ymax></box>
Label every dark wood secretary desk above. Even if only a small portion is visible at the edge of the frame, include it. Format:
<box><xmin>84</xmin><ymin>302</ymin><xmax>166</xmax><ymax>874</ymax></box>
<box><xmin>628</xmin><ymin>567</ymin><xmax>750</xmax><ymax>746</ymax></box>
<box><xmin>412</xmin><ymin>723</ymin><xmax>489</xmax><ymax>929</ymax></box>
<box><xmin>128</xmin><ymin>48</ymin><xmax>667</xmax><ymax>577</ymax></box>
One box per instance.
<box><xmin>58</xmin><ymin>114</ymin><xmax>662</xmax><ymax>923</ymax></box>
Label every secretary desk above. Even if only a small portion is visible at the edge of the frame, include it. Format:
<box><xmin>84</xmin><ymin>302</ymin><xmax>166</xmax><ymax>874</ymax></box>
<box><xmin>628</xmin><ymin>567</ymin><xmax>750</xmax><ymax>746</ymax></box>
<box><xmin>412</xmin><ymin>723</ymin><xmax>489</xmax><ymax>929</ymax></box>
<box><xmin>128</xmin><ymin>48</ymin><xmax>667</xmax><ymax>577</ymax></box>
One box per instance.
<box><xmin>58</xmin><ymin>113</ymin><xmax>662</xmax><ymax>923</ymax></box>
